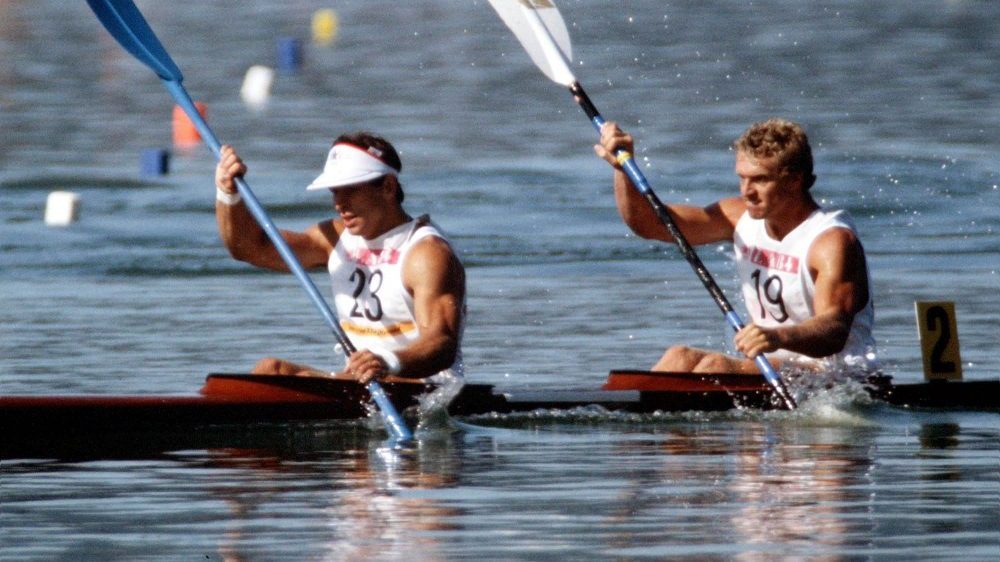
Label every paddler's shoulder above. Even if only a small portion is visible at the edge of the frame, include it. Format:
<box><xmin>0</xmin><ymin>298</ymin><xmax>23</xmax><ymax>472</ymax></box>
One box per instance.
<box><xmin>305</xmin><ymin>218</ymin><xmax>341</xmax><ymax>251</ymax></box>
<box><xmin>715</xmin><ymin>196</ymin><xmax>747</xmax><ymax>226</ymax></box>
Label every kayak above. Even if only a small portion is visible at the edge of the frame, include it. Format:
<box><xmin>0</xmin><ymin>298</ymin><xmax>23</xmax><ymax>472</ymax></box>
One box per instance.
<box><xmin>3</xmin><ymin>372</ymin><xmax>995</xmax><ymax>458</ymax></box>
<box><xmin>602</xmin><ymin>370</ymin><xmax>999</xmax><ymax>411</ymax></box>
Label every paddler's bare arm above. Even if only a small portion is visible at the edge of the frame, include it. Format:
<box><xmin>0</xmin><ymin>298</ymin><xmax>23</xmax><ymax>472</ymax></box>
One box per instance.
<box><xmin>214</xmin><ymin>145</ymin><xmax>336</xmax><ymax>271</ymax></box>
<box><xmin>734</xmin><ymin>227</ymin><xmax>870</xmax><ymax>359</ymax></box>
<box><xmin>398</xmin><ymin>236</ymin><xmax>465</xmax><ymax>378</ymax></box>
<box><xmin>594</xmin><ymin>122</ymin><xmax>744</xmax><ymax>245</ymax></box>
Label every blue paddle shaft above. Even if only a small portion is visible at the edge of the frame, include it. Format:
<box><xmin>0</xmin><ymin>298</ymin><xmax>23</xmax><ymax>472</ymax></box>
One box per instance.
<box><xmin>165</xmin><ymin>81</ymin><xmax>353</xmax><ymax>354</ymax></box>
<box><xmin>85</xmin><ymin>0</ymin><xmax>412</xmax><ymax>439</ymax></box>
<box><xmin>367</xmin><ymin>383</ymin><xmax>412</xmax><ymax>439</ymax></box>
<box><xmin>165</xmin><ymin>80</ymin><xmax>412</xmax><ymax>440</ymax></box>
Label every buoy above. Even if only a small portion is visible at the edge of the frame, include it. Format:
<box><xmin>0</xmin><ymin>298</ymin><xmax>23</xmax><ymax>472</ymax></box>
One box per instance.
<box><xmin>44</xmin><ymin>191</ymin><xmax>80</xmax><ymax>227</ymax></box>
<box><xmin>276</xmin><ymin>37</ymin><xmax>303</xmax><ymax>73</ymax></box>
<box><xmin>240</xmin><ymin>65</ymin><xmax>275</xmax><ymax>109</ymax></box>
<box><xmin>140</xmin><ymin>148</ymin><xmax>170</xmax><ymax>177</ymax></box>
<box><xmin>172</xmin><ymin>101</ymin><xmax>207</xmax><ymax>146</ymax></box>
<box><xmin>312</xmin><ymin>9</ymin><xmax>339</xmax><ymax>46</ymax></box>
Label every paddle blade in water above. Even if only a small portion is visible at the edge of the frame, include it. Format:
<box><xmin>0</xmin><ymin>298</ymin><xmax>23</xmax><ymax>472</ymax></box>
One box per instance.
<box><xmin>488</xmin><ymin>0</ymin><xmax>575</xmax><ymax>86</ymax></box>
<box><xmin>86</xmin><ymin>0</ymin><xmax>183</xmax><ymax>81</ymax></box>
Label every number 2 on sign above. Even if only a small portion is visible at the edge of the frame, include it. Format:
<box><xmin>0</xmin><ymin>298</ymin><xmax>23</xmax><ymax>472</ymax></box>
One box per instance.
<box><xmin>915</xmin><ymin>301</ymin><xmax>963</xmax><ymax>381</ymax></box>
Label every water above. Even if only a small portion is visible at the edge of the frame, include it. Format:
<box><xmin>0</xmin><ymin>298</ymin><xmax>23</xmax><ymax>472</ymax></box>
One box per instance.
<box><xmin>2</xmin><ymin>0</ymin><xmax>997</xmax><ymax>559</ymax></box>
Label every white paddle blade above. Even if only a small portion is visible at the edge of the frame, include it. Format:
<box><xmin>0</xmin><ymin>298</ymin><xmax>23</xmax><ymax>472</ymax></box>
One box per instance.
<box><xmin>488</xmin><ymin>0</ymin><xmax>576</xmax><ymax>86</ymax></box>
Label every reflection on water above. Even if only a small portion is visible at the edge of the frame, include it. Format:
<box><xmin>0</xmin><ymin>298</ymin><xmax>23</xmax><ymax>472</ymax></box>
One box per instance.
<box><xmin>2</xmin><ymin>411</ymin><xmax>997</xmax><ymax>560</ymax></box>
<box><xmin>204</xmin><ymin>435</ymin><xmax>462</xmax><ymax>561</ymax></box>
<box><xmin>726</xmin><ymin>426</ymin><xmax>873</xmax><ymax>561</ymax></box>
<box><xmin>918</xmin><ymin>422</ymin><xmax>961</xmax><ymax>451</ymax></box>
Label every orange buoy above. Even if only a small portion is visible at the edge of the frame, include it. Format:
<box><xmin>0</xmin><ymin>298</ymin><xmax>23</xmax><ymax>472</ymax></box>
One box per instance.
<box><xmin>172</xmin><ymin>101</ymin><xmax>207</xmax><ymax>146</ymax></box>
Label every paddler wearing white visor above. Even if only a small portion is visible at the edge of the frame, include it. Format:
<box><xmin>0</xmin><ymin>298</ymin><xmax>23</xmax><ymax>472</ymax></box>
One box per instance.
<box><xmin>214</xmin><ymin>132</ymin><xmax>465</xmax><ymax>385</ymax></box>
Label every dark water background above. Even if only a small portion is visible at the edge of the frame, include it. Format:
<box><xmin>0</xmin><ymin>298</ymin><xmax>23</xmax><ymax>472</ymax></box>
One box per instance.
<box><xmin>2</xmin><ymin>1</ymin><xmax>997</xmax><ymax>560</ymax></box>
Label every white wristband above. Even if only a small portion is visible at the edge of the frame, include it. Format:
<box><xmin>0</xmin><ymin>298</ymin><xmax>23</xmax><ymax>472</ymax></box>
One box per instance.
<box><xmin>371</xmin><ymin>348</ymin><xmax>402</xmax><ymax>375</ymax></box>
<box><xmin>216</xmin><ymin>187</ymin><xmax>242</xmax><ymax>206</ymax></box>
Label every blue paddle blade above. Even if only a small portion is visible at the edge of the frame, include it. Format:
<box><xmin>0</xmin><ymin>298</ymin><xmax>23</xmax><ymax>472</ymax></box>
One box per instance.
<box><xmin>86</xmin><ymin>0</ymin><xmax>183</xmax><ymax>81</ymax></box>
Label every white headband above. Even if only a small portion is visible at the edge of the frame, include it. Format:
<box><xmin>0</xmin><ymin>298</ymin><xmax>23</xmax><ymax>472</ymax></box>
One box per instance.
<box><xmin>306</xmin><ymin>143</ymin><xmax>398</xmax><ymax>191</ymax></box>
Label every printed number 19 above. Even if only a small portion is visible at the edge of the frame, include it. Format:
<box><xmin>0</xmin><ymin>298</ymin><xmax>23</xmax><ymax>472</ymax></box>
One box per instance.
<box><xmin>751</xmin><ymin>269</ymin><xmax>789</xmax><ymax>323</ymax></box>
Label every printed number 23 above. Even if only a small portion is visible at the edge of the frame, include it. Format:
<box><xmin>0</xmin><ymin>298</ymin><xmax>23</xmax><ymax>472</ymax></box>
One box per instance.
<box><xmin>350</xmin><ymin>268</ymin><xmax>383</xmax><ymax>321</ymax></box>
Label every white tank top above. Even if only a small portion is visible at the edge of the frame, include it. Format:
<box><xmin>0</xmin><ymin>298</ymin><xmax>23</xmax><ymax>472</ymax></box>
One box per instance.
<box><xmin>733</xmin><ymin>208</ymin><xmax>877</xmax><ymax>370</ymax></box>
<box><xmin>328</xmin><ymin>215</ymin><xmax>464</xmax><ymax>378</ymax></box>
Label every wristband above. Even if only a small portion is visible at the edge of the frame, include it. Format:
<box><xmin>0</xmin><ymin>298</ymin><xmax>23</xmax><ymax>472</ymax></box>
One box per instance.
<box><xmin>370</xmin><ymin>348</ymin><xmax>402</xmax><ymax>375</ymax></box>
<box><xmin>216</xmin><ymin>187</ymin><xmax>242</xmax><ymax>206</ymax></box>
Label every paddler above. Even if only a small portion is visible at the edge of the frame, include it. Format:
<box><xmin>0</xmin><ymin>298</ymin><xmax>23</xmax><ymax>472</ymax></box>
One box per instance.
<box><xmin>214</xmin><ymin>132</ymin><xmax>465</xmax><ymax>385</ymax></box>
<box><xmin>594</xmin><ymin>118</ymin><xmax>877</xmax><ymax>374</ymax></box>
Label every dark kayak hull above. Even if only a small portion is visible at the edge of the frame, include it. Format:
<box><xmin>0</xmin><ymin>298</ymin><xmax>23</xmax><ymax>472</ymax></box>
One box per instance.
<box><xmin>3</xmin><ymin>372</ymin><xmax>995</xmax><ymax>459</ymax></box>
<box><xmin>602</xmin><ymin>370</ymin><xmax>999</xmax><ymax>411</ymax></box>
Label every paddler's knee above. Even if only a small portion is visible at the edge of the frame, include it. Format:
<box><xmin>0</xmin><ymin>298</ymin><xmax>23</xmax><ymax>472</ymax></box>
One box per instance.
<box><xmin>692</xmin><ymin>352</ymin><xmax>734</xmax><ymax>373</ymax></box>
<box><xmin>655</xmin><ymin>345</ymin><xmax>702</xmax><ymax>372</ymax></box>
<box><xmin>251</xmin><ymin>357</ymin><xmax>285</xmax><ymax>375</ymax></box>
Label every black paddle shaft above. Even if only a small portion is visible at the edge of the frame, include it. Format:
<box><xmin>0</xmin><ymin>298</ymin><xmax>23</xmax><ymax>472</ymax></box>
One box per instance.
<box><xmin>569</xmin><ymin>82</ymin><xmax>739</xmax><ymax>320</ymax></box>
<box><xmin>568</xmin><ymin>81</ymin><xmax>797</xmax><ymax>410</ymax></box>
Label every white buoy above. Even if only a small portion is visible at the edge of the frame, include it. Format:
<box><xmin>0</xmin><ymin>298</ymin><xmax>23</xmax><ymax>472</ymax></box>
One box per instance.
<box><xmin>241</xmin><ymin>65</ymin><xmax>275</xmax><ymax>109</ymax></box>
<box><xmin>44</xmin><ymin>191</ymin><xmax>80</xmax><ymax>227</ymax></box>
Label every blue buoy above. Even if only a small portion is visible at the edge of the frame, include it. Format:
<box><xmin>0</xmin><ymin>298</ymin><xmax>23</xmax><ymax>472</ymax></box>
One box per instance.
<box><xmin>140</xmin><ymin>148</ymin><xmax>170</xmax><ymax>177</ymax></box>
<box><xmin>276</xmin><ymin>37</ymin><xmax>303</xmax><ymax>72</ymax></box>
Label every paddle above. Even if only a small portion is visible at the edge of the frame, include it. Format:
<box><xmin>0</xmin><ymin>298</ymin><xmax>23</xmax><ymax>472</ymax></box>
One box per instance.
<box><xmin>85</xmin><ymin>0</ymin><xmax>414</xmax><ymax>439</ymax></box>
<box><xmin>487</xmin><ymin>0</ymin><xmax>797</xmax><ymax>409</ymax></box>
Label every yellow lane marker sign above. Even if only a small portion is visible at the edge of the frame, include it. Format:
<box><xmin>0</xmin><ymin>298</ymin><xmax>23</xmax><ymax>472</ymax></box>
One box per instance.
<box><xmin>915</xmin><ymin>301</ymin><xmax>963</xmax><ymax>381</ymax></box>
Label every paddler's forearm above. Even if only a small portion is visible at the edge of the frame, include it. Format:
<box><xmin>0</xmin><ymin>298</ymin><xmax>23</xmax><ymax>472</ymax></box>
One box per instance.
<box><xmin>215</xmin><ymin>199</ymin><xmax>273</xmax><ymax>264</ymax></box>
<box><xmin>771</xmin><ymin>311</ymin><xmax>852</xmax><ymax>359</ymax></box>
<box><xmin>213</xmin><ymin>144</ymin><xmax>279</xmax><ymax>266</ymax></box>
<box><xmin>394</xmin><ymin>332</ymin><xmax>459</xmax><ymax>379</ymax></box>
<box><xmin>613</xmin><ymin>169</ymin><xmax>676</xmax><ymax>243</ymax></box>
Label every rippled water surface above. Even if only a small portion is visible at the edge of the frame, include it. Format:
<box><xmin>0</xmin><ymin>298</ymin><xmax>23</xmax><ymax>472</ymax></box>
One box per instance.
<box><xmin>2</xmin><ymin>1</ymin><xmax>997</xmax><ymax>560</ymax></box>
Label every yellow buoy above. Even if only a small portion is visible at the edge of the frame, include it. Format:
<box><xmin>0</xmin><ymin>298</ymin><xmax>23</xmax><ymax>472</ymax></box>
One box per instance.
<box><xmin>312</xmin><ymin>9</ymin><xmax>339</xmax><ymax>46</ymax></box>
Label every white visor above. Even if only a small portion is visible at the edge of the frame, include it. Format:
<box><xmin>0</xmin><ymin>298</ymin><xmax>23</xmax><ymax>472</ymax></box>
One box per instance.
<box><xmin>306</xmin><ymin>143</ymin><xmax>398</xmax><ymax>191</ymax></box>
